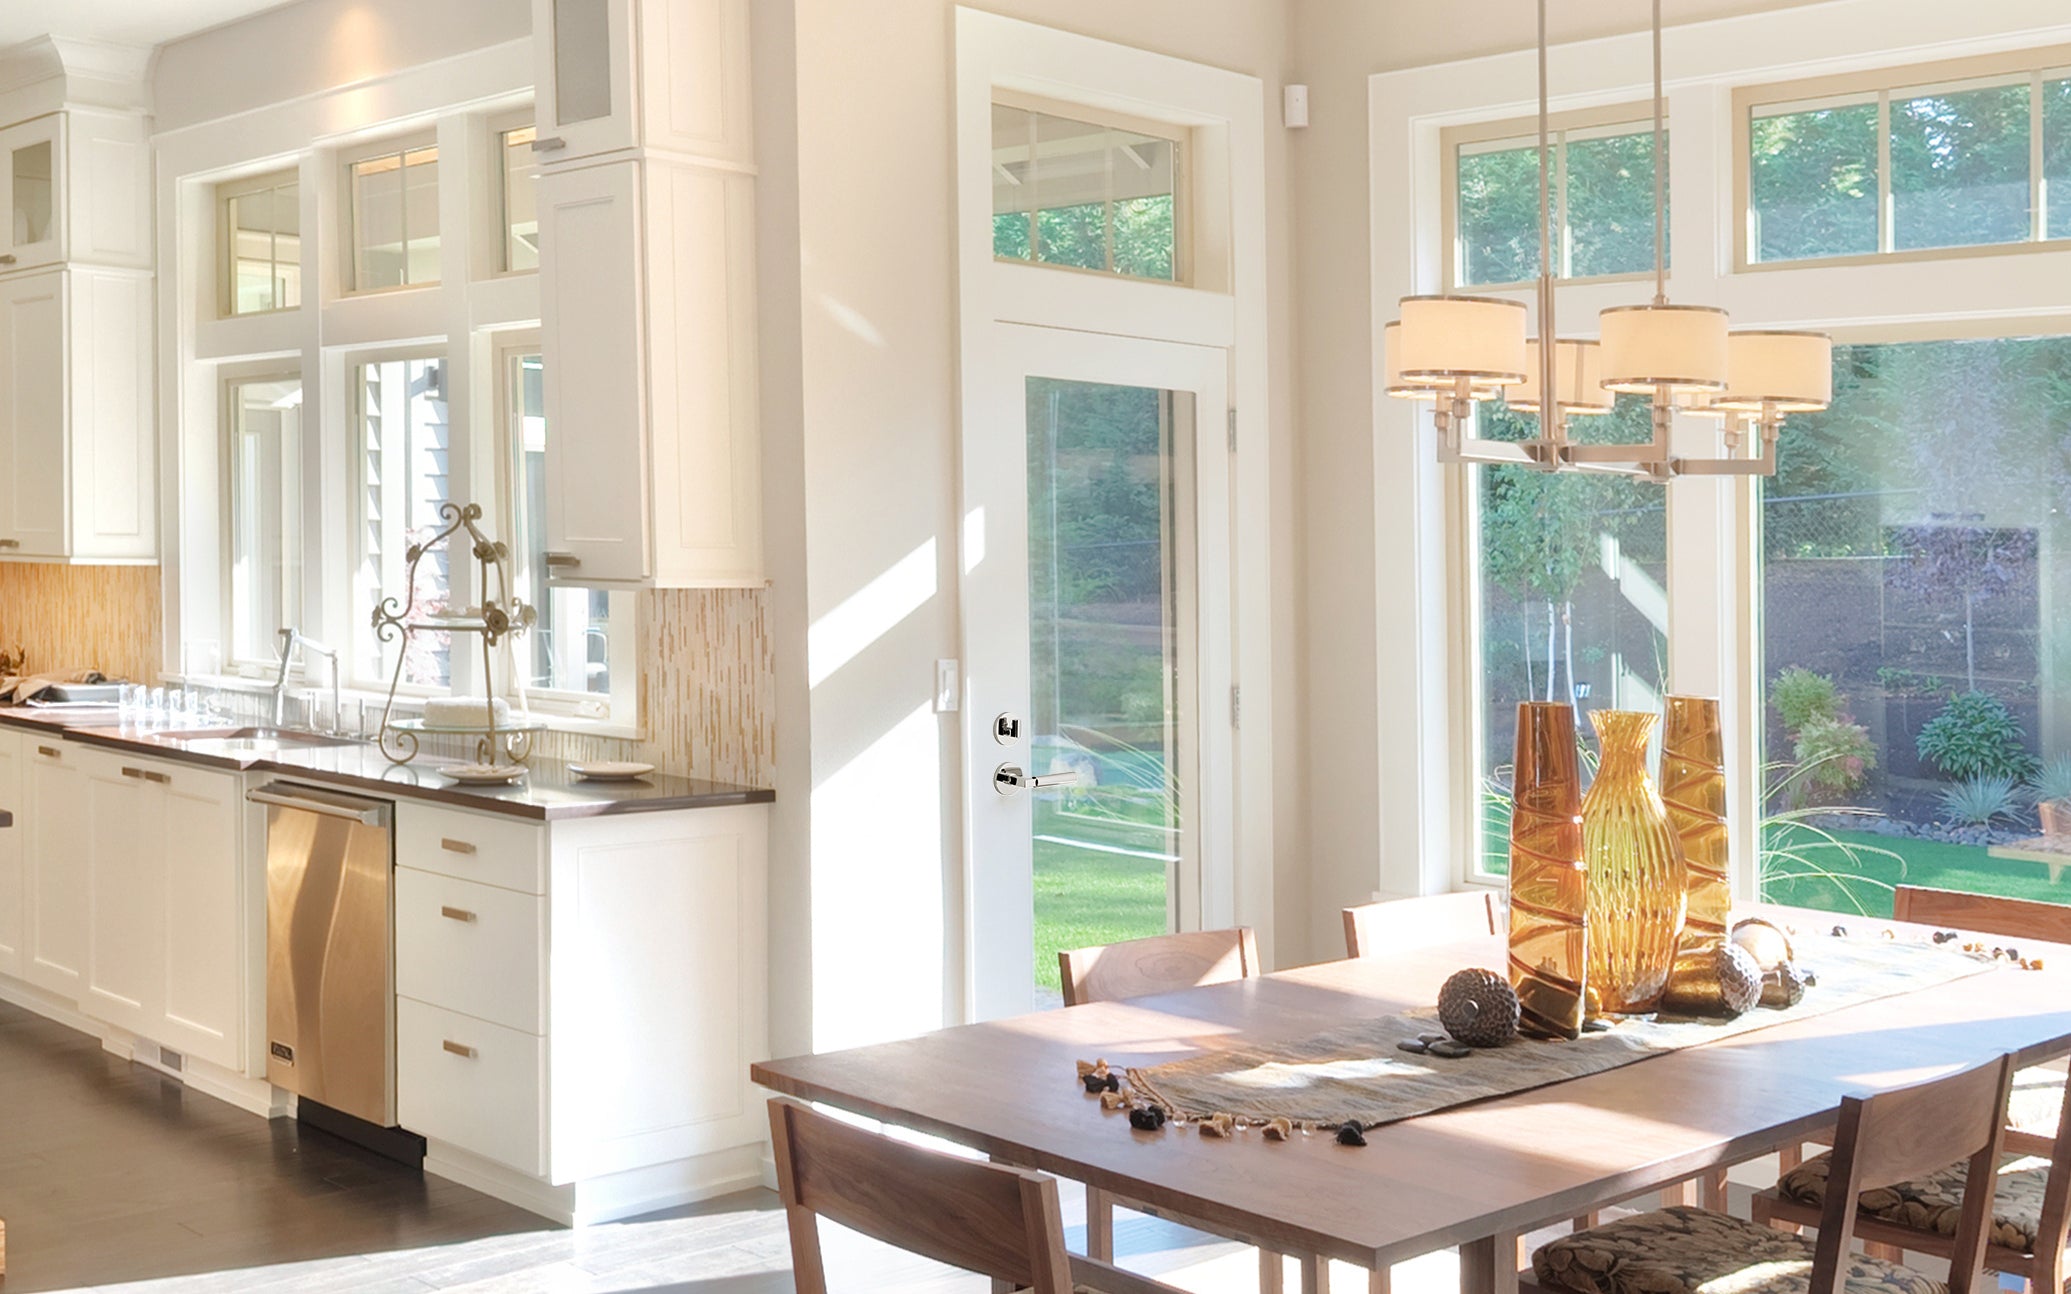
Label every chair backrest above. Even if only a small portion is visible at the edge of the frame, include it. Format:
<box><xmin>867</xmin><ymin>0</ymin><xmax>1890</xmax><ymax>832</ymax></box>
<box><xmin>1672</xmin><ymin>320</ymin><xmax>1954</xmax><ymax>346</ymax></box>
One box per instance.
<box><xmin>1892</xmin><ymin>885</ymin><xmax>2071</xmax><ymax>946</ymax></box>
<box><xmin>768</xmin><ymin>1097</ymin><xmax>1073</xmax><ymax>1294</ymax></box>
<box><xmin>1342</xmin><ymin>891</ymin><xmax>1497</xmax><ymax>958</ymax></box>
<box><xmin>1812</xmin><ymin>1055</ymin><xmax>2014</xmax><ymax>1294</ymax></box>
<box><xmin>1058</xmin><ymin>927</ymin><xmax>1260</xmax><ymax>1007</ymax></box>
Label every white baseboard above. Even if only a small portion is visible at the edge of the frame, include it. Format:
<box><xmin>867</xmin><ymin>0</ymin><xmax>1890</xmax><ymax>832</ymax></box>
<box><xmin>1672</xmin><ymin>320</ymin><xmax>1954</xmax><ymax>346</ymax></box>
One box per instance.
<box><xmin>0</xmin><ymin>975</ymin><xmax>284</xmax><ymax>1117</ymax></box>
<box><xmin>424</xmin><ymin>1140</ymin><xmax>770</xmax><ymax>1226</ymax></box>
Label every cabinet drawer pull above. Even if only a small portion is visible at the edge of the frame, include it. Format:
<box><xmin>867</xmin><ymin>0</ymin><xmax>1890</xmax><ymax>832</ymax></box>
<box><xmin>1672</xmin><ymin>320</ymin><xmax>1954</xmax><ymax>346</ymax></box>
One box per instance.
<box><xmin>531</xmin><ymin>135</ymin><xmax>567</xmax><ymax>152</ymax></box>
<box><xmin>439</xmin><ymin>905</ymin><xmax>477</xmax><ymax>923</ymax></box>
<box><xmin>543</xmin><ymin>552</ymin><xmax>581</xmax><ymax>569</ymax></box>
<box><xmin>440</xmin><ymin>837</ymin><xmax>477</xmax><ymax>855</ymax></box>
<box><xmin>0</xmin><ymin>538</ymin><xmax>19</xmax><ymax>548</ymax></box>
<box><xmin>144</xmin><ymin>771</ymin><xmax>170</xmax><ymax>785</ymax></box>
<box><xmin>0</xmin><ymin>254</ymin><xmax>16</xmax><ymax>265</ymax></box>
<box><xmin>441</xmin><ymin>1040</ymin><xmax>478</xmax><ymax>1058</ymax></box>
<box><xmin>122</xmin><ymin>766</ymin><xmax>146</xmax><ymax>779</ymax></box>
<box><xmin>36</xmin><ymin>745</ymin><xmax>60</xmax><ymax>759</ymax></box>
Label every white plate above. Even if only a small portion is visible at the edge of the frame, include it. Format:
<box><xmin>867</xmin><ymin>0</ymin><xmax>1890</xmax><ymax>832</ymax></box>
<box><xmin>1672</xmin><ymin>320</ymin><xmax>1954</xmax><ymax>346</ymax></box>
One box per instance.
<box><xmin>444</xmin><ymin>763</ymin><xmax>527</xmax><ymax>786</ymax></box>
<box><xmin>570</xmin><ymin>761</ymin><xmax>656</xmax><ymax>782</ymax></box>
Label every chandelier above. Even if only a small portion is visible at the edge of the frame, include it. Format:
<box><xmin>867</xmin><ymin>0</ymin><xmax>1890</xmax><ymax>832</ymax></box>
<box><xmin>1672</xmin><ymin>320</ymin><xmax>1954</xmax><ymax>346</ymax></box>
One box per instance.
<box><xmin>1385</xmin><ymin>0</ymin><xmax>1831</xmax><ymax>481</ymax></box>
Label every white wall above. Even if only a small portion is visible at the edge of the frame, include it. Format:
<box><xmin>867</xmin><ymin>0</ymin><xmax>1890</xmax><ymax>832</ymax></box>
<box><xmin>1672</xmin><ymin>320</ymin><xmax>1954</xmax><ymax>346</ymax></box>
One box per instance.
<box><xmin>757</xmin><ymin>0</ymin><xmax>1300</xmax><ymax>1055</ymax></box>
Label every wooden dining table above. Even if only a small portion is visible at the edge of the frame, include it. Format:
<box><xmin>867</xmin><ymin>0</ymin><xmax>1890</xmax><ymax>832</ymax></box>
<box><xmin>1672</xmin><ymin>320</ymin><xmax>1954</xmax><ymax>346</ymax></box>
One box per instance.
<box><xmin>751</xmin><ymin>905</ymin><xmax>2071</xmax><ymax>1294</ymax></box>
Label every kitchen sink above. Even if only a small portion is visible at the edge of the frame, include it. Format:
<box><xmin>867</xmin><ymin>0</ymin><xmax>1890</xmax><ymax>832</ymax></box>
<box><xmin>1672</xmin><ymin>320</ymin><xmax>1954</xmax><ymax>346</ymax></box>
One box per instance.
<box><xmin>159</xmin><ymin>726</ymin><xmax>361</xmax><ymax>754</ymax></box>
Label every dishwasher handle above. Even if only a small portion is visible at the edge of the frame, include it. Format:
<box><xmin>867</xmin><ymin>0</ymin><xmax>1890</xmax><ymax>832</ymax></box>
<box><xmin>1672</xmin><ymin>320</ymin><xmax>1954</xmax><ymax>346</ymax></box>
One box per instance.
<box><xmin>246</xmin><ymin>785</ymin><xmax>388</xmax><ymax>826</ymax></box>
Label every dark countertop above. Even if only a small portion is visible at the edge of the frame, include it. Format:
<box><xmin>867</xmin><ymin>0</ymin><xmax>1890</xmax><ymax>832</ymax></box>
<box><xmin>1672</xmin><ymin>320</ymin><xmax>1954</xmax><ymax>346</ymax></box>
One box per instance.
<box><xmin>0</xmin><ymin>707</ymin><xmax>773</xmax><ymax>821</ymax></box>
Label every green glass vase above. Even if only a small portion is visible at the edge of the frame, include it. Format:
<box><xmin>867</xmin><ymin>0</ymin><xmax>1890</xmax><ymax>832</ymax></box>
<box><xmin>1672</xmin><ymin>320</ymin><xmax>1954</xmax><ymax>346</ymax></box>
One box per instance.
<box><xmin>1581</xmin><ymin>709</ymin><xmax>1688</xmax><ymax>1014</ymax></box>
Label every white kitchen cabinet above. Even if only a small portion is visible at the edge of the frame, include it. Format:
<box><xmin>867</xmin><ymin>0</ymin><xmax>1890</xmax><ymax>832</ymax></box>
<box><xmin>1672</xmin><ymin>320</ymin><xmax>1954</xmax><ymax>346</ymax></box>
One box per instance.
<box><xmin>22</xmin><ymin>738</ymin><xmax>84</xmax><ymax>999</ymax></box>
<box><xmin>0</xmin><ymin>729</ymin><xmax>22</xmax><ymax>978</ymax></box>
<box><xmin>538</xmin><ymin>157</ymin><xmax>761</xmax><ymax>587</ymax></box>
<box><xmin>393</xmin><ymin>799</ymin><xmax>769</xmax><ymax>1222</ymax></box>
<box><xmin>0</xmin><ymin>111</ymin><xmax>150</xmax><ymax>276</ymax></box>
<box><xmin>530</xmin><ymin>0</ymin><xmax>752</xmax><ymax>167</ymax></box>
<box><xmin>0</xmin><ymin>267</ymin><xmax>155</xmax><ymax>563</ymax></box>
<box><xmin>76</xmin><ymin>747</ymin><xmax>245</xmax><ymax>1071</ymax></box>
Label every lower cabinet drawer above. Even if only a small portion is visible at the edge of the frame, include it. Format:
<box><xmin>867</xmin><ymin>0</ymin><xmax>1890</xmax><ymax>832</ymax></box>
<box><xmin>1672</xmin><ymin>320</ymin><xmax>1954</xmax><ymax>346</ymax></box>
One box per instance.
<box><xmin>397</xmin><ymin>996</ymin><xmax>545</xmax><ymax>1176</ymax></box>
<box><xmin>395</xmin><ymin>868</ymin><xmax>545</xmax><ymax>1033</ymax></box>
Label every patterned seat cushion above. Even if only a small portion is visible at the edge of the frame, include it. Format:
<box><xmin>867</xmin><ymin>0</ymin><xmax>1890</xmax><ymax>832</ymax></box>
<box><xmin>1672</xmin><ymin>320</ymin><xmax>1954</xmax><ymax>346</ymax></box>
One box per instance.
<box><xmin>2008</xmin><ymin>1062</ymin><xmax>2066</xmax><ymax>1139</ymax></box>
<box><xmin>1533</xmin><ymin>1205</ymin><xmax>1946</xmax><ymax>1294</ymax></box>
<box><xmin>1776</xmin><ymin>1151</ymin><xmax>2048</xmax><ymax>1252</ymax></box>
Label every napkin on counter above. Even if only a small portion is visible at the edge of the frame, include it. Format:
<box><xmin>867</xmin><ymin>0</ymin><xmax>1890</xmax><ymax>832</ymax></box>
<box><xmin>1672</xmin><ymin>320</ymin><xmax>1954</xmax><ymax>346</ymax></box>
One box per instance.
<box><xmin>0</xmin><ymin>669</ymin><xmax>107</xmax><ymax>704</ymax></box>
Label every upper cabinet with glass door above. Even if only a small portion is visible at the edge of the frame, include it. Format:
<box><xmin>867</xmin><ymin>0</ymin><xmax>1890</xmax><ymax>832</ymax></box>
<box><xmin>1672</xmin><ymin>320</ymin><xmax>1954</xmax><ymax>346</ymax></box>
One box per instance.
<box><xmin>530</xmin><ymin>0</ymin><xmax>753</xmax><ymax>167</ymax></box>
<box><xmin>0</xmin><ymin>111</ymin><xmax>150</xmax><ymax>276</ymax></box>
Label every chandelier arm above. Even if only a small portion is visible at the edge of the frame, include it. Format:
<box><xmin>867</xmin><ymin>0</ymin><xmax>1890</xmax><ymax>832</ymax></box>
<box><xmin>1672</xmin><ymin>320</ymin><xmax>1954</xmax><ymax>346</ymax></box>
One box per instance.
<box><xmin>1651</xmin><ymin>0</ymin><xmax>1666</xmax><ymax>307</ymax></box>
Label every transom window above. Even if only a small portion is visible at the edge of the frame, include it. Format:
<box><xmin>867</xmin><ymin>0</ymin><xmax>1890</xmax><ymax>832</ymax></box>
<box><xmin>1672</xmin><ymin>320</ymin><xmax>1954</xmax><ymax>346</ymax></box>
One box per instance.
<box><xmin>219</xmin><ymin>169</ymin><xmax>301</xmax><ymax>316</ymax></box>
<box><xmin>1447</xmin><ymin>112</ymin><xmax>1667</xmax><ymax>288</ymax></box>
<box><xmin>347</xmin><ymin>138</ymin><xmax>441</xmax><ymax>292</ymax></box>
<box><xmin>1740</xmin><ymin>50</ymin><xmax>2071</xmax><ymax>265</ymax></box>
<box><xmin>990</xmin><ymin>98</ymin><xmax>1186</xmax><ymax>283</ymax></box>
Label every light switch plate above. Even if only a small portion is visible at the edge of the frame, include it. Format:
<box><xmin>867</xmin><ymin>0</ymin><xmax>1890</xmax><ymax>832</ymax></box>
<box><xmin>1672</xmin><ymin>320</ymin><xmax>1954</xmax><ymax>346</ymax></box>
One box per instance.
<box><xmin>935</xmin><ymin>659</ymin><xmax>960</xmax><ymax>713</ymax></box>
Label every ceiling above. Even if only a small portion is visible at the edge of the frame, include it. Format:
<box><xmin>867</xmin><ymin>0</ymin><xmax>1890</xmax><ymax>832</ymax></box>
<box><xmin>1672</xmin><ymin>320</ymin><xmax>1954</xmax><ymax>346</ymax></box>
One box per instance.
<box><xmin>0</xmin><ymin>0</ymin><xmax>302</xmax><ymax>52</ymax></box>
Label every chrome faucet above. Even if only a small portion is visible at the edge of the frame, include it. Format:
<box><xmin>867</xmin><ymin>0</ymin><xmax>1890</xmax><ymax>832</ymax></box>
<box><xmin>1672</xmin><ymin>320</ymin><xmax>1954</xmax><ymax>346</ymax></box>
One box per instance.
<box><xmin>274</xmin><ymin>628</ymin><xmax>341</xmax><ymax>729</ymax></box>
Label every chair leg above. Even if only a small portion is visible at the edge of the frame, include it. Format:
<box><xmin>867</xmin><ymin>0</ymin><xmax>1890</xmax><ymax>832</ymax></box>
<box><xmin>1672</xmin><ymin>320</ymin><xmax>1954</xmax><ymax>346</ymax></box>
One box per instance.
<box><xmin>1570</xmin><ymin>1211</ymin><xmax>1599</xmax><ymax>1232</ymax></box>
<box><xmin>1260</xmin><ymin>1248</ymin><xmax>1284</xmax><ymax>1294</ymax></box>
<box><xmin>1662</xmin><ymin>1179</ymin><xmax>1698</xmax><ymax>1207</ymax></box>
<box><xmin>1864</xmin><ymin>1241</ymin><xmax>1906</xmax><ymax>1262</ymax></box>
<box><xmin>1300</xmin><ymin>1253</ymin><xmax>1331</xmax><ymax>1294</ymax></box>
<box><xmin>1085</xmin><ymin>1184</ymin><xmax>1115</xmax><ymax>1263</ymax></box>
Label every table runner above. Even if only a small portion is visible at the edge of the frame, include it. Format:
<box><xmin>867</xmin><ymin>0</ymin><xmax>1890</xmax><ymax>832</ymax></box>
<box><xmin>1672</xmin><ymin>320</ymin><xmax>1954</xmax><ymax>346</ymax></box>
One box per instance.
<box><xmin>1127</xmin><ymin>935</ymin><xmax>1997</xmax><ymax>1130</ymax></box>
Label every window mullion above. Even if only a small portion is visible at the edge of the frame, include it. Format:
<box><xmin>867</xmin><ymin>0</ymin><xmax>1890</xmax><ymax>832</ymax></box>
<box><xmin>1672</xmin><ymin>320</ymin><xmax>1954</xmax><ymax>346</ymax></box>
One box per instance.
<box><xmin>1877</xmin><ymin>91</ymin><xmax>1894</xmax><ymax>253</ymax></box>
<box><xmin>2034</xmin><ymin>72</ymin><xmax>2047</xmax><ymax>242</ymax></box>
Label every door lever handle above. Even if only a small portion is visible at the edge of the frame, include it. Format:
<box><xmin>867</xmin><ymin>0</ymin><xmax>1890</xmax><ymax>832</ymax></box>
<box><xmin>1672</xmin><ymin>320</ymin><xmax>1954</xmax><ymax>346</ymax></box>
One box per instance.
<box><xmin>992</xmin><ymin>764</ymin><xmax>1084</xmax><ymax>796</ymax></box>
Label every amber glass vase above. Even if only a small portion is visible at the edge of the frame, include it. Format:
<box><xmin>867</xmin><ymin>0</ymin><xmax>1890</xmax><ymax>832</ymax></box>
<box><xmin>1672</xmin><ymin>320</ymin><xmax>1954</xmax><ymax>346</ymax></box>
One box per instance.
<box><xmin>1506</xmin><ymin>702</ymin><xmax>1589</xmax><ymax>1039</ymax></box>
<box><xmin>1662</xmin><ymin>695</ymin><xmax>1731</xmax><ymax>959</ymax></box>
<box><xmin>1582</xmin><ymin>709</ymin><xmax>1688</xmax><ymax>1014</ymax></box>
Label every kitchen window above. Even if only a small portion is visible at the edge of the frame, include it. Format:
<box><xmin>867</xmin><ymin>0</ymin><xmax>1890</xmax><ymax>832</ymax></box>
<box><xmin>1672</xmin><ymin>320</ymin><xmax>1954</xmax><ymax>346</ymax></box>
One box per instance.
<box><xmin>991</xmin><ymin>97</ymin><xmax>1187</xmax><ymax>283</ymax></box>
<box><xmin>219</xmin><ymin>169</ymin><xmax>302</xmax><ymax>316</ymax></box>
<box><xmin>346</xmin><ymin>137</ymin><xmax>440</xmax><ymax>292</ymax></box>
<box><xmin>225</xmin><ymin>373</ymin><xmax>305</xmax><ymax>670</ymax></box>
<box><xmin>500</xmin><ymin>125</ymin><xmax>539</xmax><ymax>274</ymax></box>
<box><xmin>352</xmin><ymin>352</ymin><xmax>453</xmax><ymax>689</ymax></box>
<box><xmin>1445</xmin><ymin>109</ymin><xmax>1667</xmax><ymax>289</ymax></box>
<box><xmin>498</xmin><ymin>342</ymin><xmax>631</xmax><ymax>718</ymax></box>
<box><xmin>1737</xmin><ymin>48</ymin><xmax>2071</xmax><ymax>267</ymax></box>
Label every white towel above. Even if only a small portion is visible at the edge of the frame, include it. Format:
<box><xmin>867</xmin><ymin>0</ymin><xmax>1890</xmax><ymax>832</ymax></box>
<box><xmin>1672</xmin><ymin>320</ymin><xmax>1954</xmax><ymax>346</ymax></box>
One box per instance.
<box><xmin>422</xmin><ymin>696</ymin><xmax>511</xmax><ymax>728</ymax></box>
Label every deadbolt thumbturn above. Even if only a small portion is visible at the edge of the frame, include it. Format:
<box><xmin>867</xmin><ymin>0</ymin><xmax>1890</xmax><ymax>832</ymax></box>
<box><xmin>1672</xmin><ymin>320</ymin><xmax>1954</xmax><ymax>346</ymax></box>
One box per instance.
<box><xmin>992</xmin><ymin>713</ymin><xmax>1022</xmax><ymax>745</ymax></box>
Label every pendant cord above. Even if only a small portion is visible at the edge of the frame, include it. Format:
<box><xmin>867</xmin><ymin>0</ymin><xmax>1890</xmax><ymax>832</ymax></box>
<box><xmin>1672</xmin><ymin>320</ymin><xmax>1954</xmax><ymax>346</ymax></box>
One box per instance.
<box><xmin>1652</xmin><ymin>0</ymin><xmax>1666</xmax><ymax>306</ymax></box>
<box><xmin>1536</xmin><ymin>0</ymin><xmax>1559</xmax><ymax>449</ymax></box>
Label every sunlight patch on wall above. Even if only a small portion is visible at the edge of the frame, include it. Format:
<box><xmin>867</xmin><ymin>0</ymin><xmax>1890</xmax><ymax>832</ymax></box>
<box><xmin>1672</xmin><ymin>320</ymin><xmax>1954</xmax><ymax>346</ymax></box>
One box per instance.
<box><xmin>807</xmin><ymin>538</ymin><xmax>936</xmax><ymax>689</ymax></box>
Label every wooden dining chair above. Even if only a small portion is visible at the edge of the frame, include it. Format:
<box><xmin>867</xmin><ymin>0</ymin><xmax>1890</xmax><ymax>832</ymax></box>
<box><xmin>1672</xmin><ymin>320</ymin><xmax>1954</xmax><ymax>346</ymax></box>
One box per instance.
<box><xmin>1341</xmin><ymin>891</ymin><xmax>1498</xmax><ymax>959</ymax></box>
<box><xmin>1059</xmin><ymin>928</ymin><xmax>1314</xmax><ymax>1292</ymax></box>
<box><xmin>1529</xmin><ymin>1053</ymin><xmax>2016</xmax><ymax>1294</ymax></box>
<box><xmin>768</xmin><ymin>1097</ymin><xmax>1186</xmax><ymax>1294</ymax></box>
<box><xmin>1058</xmin><ymin>927</ymin><xmax>1262</xmax><ymax>1007</ymax></box>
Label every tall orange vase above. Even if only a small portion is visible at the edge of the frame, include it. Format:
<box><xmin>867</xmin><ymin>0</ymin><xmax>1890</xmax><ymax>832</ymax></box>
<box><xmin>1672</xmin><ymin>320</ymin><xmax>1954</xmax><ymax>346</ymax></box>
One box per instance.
<box><xmin>1661</xmin><ymin>695</ymin><xmax>1732</xmax><ymax>958</ymax></box>
<box><xmin>1506</xmin><ymin>702</ymin><xmax>1589</xmax><ymax>1039</ymax></box>
<box><xmin>1581</xmin><ymin>709</ymin><xmax>1688</xmax><ymax>1014</ymax></box>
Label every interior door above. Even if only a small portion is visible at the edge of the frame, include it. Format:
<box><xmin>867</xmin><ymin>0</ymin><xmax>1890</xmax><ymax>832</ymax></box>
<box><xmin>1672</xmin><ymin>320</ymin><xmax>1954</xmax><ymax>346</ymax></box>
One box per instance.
<box><xmin>965</xmin><ymin>324</ymin><xmax>1232</xmax><ymax>1020</ymax></box>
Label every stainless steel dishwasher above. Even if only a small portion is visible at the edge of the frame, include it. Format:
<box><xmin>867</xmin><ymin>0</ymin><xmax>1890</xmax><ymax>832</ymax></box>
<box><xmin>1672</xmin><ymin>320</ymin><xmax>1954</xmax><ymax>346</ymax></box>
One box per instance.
<box><xmin>248</xmin><ymin>781</ymin><xmax>398</xmax><ymax>1135</ymax></box>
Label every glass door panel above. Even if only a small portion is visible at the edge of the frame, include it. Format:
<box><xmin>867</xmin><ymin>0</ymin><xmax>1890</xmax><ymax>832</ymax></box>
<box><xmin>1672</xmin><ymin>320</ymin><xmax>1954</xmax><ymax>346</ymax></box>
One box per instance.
<box><xmin>1026</xmin><ymin>378</ymin><xmax>1194</xmax><ymax>1005</ymax></box>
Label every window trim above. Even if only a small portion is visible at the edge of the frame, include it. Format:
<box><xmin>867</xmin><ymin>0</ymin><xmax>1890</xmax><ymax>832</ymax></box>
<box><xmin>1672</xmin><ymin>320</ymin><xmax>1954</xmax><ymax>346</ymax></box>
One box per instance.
<box><xmin>990</xmin><ymin>87</ymin><xmax>1193</xmax><ymax>287</ymax></box>
<box><xmin>216</xmin><ymin>166</ymin><xmax>302</xmax><ymax>319</ymax></box>
<box><xmin>220</xmin><ymin>363</ymin><xmax>306</xmax><ymax>676</ymax></box>
<box><xmin>1733</xmin><ymin>44</ymin><xmax>2071</xmax><ymax>272</ymax></box>
<box><xmin>1441</xmin><ymin>100</ymin><xmax>1668</xmax><ymax>292</ymax></box>
<box><xmin>487</xmin><ymin>107</ymin><xmax>539</xmax><ymax>280</ymax></box>
<box><xmin>490</xmin><ymin>331</ymin><xmax>636</xmax><ymax>722</ymax></box>
<box><xmin>339</xmin><ymin>128</ymin><xmax>443</xmax><ymax>297</ymax></box>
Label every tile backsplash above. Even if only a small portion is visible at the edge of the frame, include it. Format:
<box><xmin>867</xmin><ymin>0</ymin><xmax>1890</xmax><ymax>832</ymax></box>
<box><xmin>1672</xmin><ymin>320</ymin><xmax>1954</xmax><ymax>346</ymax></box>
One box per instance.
<box><xmin>0</xmin><ymin>567</ymin><xmax>775</xmax><ymax>788</ymax></box>
<box><xmin>0</xmin><ymin>564</ymin><xmax>162</xmax><ymax>685</ymax></box>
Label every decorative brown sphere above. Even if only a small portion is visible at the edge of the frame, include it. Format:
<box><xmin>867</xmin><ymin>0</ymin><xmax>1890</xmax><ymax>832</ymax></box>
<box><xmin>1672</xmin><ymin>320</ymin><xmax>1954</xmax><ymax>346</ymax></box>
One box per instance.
<box><xmin>1438</xmin><ymin>968</ymin><xmax>1521</xmax><ymax>1048</ymax></box>
<box><xmin>1716</xmin><ymin>944</ymin><xmax>1763</xmax><ymax>1017</ymax></box>
<box><xmin>1730</xmin><ymin>918</ymin><xmax>1795</xmax><ymax>972</ymax></box>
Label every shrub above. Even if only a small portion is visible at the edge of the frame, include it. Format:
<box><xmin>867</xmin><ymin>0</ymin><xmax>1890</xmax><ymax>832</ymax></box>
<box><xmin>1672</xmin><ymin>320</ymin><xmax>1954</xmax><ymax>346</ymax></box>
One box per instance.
<box><xmin>1794</xmin><ymin>716</ymin><xmax>1875</xmax><ymax>797</ymax></box>
<box><xmin>1772</xmin><ymin>668</ymin><xmax>1841</xmax><ymax>734</ymax></box>
<box><xmin>2028</xmin><ymin>754</ymin><xmax>2071</xmax><ymax>806</ymax></box>
<box><xmin>1916</xmin><ymin>691</ymin><xmax>2038</xmax><ymax>782</ymax></box>
<box><xmin>1937</xmin><ymin>773</ymin><xmax>2023</xmax><ymax>827</ymax></box>
<box><xmin>1876</xmin><ymin>667</ymin><xmax>1946</xmax><ymax>697</ymax></box>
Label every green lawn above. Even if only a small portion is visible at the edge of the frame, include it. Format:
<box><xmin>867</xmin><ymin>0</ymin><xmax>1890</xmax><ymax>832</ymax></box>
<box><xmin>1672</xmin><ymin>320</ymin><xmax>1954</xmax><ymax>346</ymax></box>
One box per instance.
<box><xmin>1033</xmin><ymin>839</ymin><xmax>1167</xmax><ymax>993</ymax></box>
<box><xmin>1760</xmin><ymin>823</ymin><xmax>2071</xmax><ymax>917</ymax></box>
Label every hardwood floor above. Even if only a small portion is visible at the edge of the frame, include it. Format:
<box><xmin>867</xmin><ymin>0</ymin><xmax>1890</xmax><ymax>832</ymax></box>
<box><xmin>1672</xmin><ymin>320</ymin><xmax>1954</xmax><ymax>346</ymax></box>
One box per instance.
<box><xmin>0</xmin><ymin>995</ymin><xmax>1798</xmax><ymax>1293</ymax></box>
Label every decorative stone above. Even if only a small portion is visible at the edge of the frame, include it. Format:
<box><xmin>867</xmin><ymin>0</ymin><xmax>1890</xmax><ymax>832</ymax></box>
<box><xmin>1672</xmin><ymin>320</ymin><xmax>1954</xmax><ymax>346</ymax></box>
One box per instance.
<box><xmin>1729</xmin><ymin>919</ymin><xmax>1795</xmax><ymax>972</ymax></box>
<box><xmin>1200</xmin><ymin>1113</ymin><xmax>1235</xmax><ymax>1138</ymax></box>
<box><xmin>1336</xmin><ymin>1123</ymin><xmax>1368</xmax><ymax>1146</ymax></box>
<box><xmin>1426</xmin><ymin>1039</ymin><xmax>1473</xmax><ymax>1059</ymax></box>
<box><xmin>1760</xmin><ymin>961</ymin><xmax>1810</xmax><ymax>1009</ymax></box>
<box><xmin>1099</xmin><ymin>1090</ymin><xmax>1129</xmax><ymax>1110</ymax></box>
<box><xmin>1128</xmin><ymin>1105</ymin><xmax>1167</xmax><ymax>1132</ymax></box>
<box><xmin>1396</xmin><ymin>1038</ymin><xmax>1429</xmax><ymax>1054</ymax></box>
<box><xmin>1438</xmin><ymin>968</ymin><xmax>1521</xmax><ymax>1048</ymax></box>
<box><xmin>1580</xmin><ymin>1017</ymin><xmax>1614</xmax><ymax>1033</ymax></box>
<box><xmin>1659</xmin><ymin>943</ymin><xmax>1762</xmax><ymax>1018</ymax></box>
<box><xmin>1264</xmin><ymin>1118</ymin><xmax>1294</xmax><ymax>1142</ymax></box>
